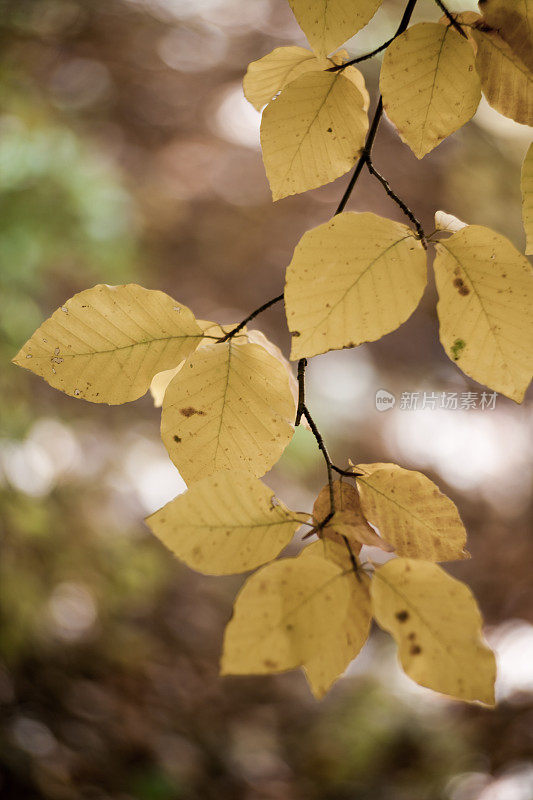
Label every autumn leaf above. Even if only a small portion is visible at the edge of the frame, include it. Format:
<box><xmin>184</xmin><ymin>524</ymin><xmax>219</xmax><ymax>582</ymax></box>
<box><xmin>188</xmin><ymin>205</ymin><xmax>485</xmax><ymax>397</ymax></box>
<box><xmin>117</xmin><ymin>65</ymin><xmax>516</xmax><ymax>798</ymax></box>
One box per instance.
<box><xmin>301</xmin><ymin>540</ymin><xmax>372</xmax><ymax>697</ymax></box>
<box><xmin>285</xmin><ymin>212</ymin><xmax>427</xmax><ymax>359</ymax></box>
<box><xmin>260</xmin><ymin>69</ymin><xmax>369</xmax><ymax>200</ymax></box>
<box><xmin>522</xmin><ymin>143</ymin><xmax>533</xmax><ymax>254</ymax></box>
<box><xmin>434</xmin><ymin>225</ymin><xmax>533</xmax><ymax>402</ymax></box>
<box><xmin>313</xmin><ymin>480</ymin><xmax>393</xmax><ymax>552</ymax></box>
<box><xmin>372</xmin><ymin>558</ymin><xmax>496</xmax><ymax>704</ymax></box>
<box><xmin>222</xmin><ymin>541</ymin><xmax>371</xmax><ymax>698</ymax></box>
<box><xmin>468</xmin><ymin>13</ymin><xmax>533</xmax><ymax>125</ymax></box>
<box><xmin>478</xmin><ymin>0</ymin><xmax>533</xmax><ymax>70</ymax></box>
<box><xmin>243</xmin><ymin>46</ymin><xmax>332</xmax><ymax>110</ymax></box>
<box><xmin>380</xmin><ymin>23</ymin><xmax>481</xmax><ymax>158</ymax></box>
<box><xmin>288</xmin><ymin>0</ymin><xmax>383</xmax><ymax>59</ymax></box>
<box><xmin>355</xmin><ymin>463</ymin><xmax>468</xmax><ymax>561</ymax></box>
<box><xmin>12</xmin><ymin>284</ymin><xmax>203</xmax><ymax>404</ymax></box>
<box><xmin>146</xmin><ymin>471</ymin><xmax>308</xmax><ymax>575</ymax></box>
<box><xmin>161</xmin><ymin>339</ymin><xmax>296</xmax><ymax>484</ymax></box>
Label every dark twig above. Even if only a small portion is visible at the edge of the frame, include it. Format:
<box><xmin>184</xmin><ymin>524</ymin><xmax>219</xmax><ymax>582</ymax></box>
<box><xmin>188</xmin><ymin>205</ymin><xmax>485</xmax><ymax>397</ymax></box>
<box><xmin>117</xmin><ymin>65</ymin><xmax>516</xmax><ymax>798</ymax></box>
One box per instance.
<box><xmin>334</xmin><ymin>0</ymin><xmax>420</xmax><ymax>216</ymax></box>
<box><xmin>434</xmin><ymin>0</ymin><xmax>468</xmax><ymax>37</ymax></box>
<box><xmin>366</xmin><ymin>158</ymin><xmax>427</xmax><ymax>245</ymax></box>
<box><xmin>334</xmin><ymin>97</ymin><xmax>383</xmax><ymax>215</ymax></box>
<box><xmin>327</xmin><ymin>37</ymin><xmax>397</xmax><ymax>71</ymax></box>
<box><xmin>217</xmin><ymin>292</ymin><xmax>284</xmax><ymax>342</ymax></box>
<box><xmin>295</xmin><ymin>358</ymin><xmax>307</xmax><ymax>425</ymax></box>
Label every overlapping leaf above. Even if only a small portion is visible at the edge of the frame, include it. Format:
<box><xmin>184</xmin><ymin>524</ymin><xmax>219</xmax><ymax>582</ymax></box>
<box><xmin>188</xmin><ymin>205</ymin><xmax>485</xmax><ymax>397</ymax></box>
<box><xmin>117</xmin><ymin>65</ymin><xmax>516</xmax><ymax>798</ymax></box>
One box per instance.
<box><xmin>301</xmin><ymin>540</ymin><xmax>372</xmax><ymax>697</ymax></box>
<box><xmin>221</xmin><ymin>540</ymin><xmax>371</xmax><ymax>697</ymax></box>
<box><xmin>467</xmin><ymin>13</ymin><xmax>533</xmax><ymax>125</ymax></box>
<box><xmin>478</xmin><ymin>0</ymin><xmax>533</xmax><ymax>70</ymax></box>
<box><xmin>434</xmin><ymin>225</ymin><xmax>533</xmax><ymax>402</ymax></box>
<box><xmin>146</xmin><ymin>471</ymin><xmax>308</xmax><ymax>575</ymax></box>
<box><xmin>380</xmin><ymin>23</ymin><xmax>481</xmax><ymax>158</ymax></box>
<box><xmin>12</xmin><ymin>284</ymin><xmax>203</xmax><ymax>404</ymax></box>
<box><xmin>355</xmin><ymin>463</ymin><xmax>468</xmax><ymax>561</ymax></box>
<box><xmin>243</xmin><ymin>46</ymin><xmax>330</xmax><ymax>110</ymax></box>
<box><xmin>288</xmin><ymin>0</ymin><xmax>383</xmax><ymax>58</ymax></box>
<box><xmin>260</xmin><ymin>69</ymin><xmax>369</xmax><ymax>200</ymax></box>
<box><xmin>313</xmin><ymin>480</ymin><xmax>393</xmax><ymax>552</ymax></box>
<box><xmin>372</xmin><ymin>558</ymin><xmax>496</xmax><ymax>704</ymax></box>
<box><xmin>285</xmin><ymin>212</ymin><xmax>427</xmax><ymax>359</ymax></box>
<box><xmin>522</xmin><ymin>143</ymin><xmax>533</xmax><ymax>254</ymax></box>
<box><xmin>161</xmin><ymin>339</ymin><xmax>296</xmax><ymax>484</ymax></box>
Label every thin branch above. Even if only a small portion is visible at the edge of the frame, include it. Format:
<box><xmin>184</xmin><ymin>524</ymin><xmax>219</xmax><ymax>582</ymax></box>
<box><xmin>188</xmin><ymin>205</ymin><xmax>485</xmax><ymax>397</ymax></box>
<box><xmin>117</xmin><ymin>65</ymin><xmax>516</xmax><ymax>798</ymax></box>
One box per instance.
<box><xmin>295</xmin><ymin>358</ymin><xmax>307</xmax><ymax>426</ymax></box>
<box><xmin>334</xmin><ymin>0</ymin><xmax>420</xmax><ymax>215</ymax></box>
<box><xmin>334</xmin><ymin>97</ymin><xmax>383</xmax><ymax>215</ymax></box>
<box><xmin>327</xmin><ymin>37</ymin><xmax>396</xmax><ymax>71</ymax></box>
<box><xmin>332</xmin><ymin>464</ymin><xmax>361</xmax><ymax>478</ymax></box>
<box><xmin>366</xmin><ymin>158</ymin><xmax>427</xmax><ymax>245</ymax></box>
<box><xmin>217</xmin><ymin>292</ymin><xmax>284</xmax><ymax>342</ymax></box>
<box><xmin>433</xmin><ymin>0</ymin><xmax>468</xmax><ymax>37</ymax></box>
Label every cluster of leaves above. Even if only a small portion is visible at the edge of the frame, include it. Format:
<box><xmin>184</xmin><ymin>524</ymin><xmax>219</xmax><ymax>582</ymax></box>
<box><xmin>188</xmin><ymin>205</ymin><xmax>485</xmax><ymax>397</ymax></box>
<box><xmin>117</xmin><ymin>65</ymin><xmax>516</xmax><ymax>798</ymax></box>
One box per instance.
<box><xmin>12</xmin><ymin>0</ymin><xmax>533</xmax><ymax>704</ymax></box>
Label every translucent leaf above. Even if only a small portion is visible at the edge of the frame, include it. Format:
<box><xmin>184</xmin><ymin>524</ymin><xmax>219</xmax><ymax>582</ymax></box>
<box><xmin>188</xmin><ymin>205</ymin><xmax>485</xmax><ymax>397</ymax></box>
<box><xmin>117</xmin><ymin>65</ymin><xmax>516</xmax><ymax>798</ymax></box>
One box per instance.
<box><xmin>478</xmin><ymin>0</ymin><xmax>533</xmax><ymax>70</ymax></box>
<box><xmin>380</xmin><ymin>23</ymin><xmax>481</xmax><ymax>159</ymax></box>
<box><xmin>469</xmin><ymin>14</ymin><xmax>533</xmax><ymax>124</ymax></box>
<box><xmin>260</xmin><ymin>70</ymin><xmax>369</xmax><ymax>200</ymax></box>
<box><xmin>434</xmin><ymin>225</ymin><xmax>533</xmax><ymax>402</ymax></box>
<box><xmin>12</xmin><ymin>284</ymin><xmax>203</xmax><ymax>405</ymax></box>
<box><xmin>522</xmin><ymin>143</ymin><xmax>533</xmax><ymax>254</ymax></box>
<box><xmin>221</xmin><ymin>541</ymin><xmax>371</xmax><ymax>698</ymax></box>
<box><xmin>146</xmin><ymin>471</ymin><xmax>308</xmax><ymax>575</ymax></box>
<box><xmin>243</xmin><ymin>46</ymin><xmax>331</xmax><ymax>111</ymax></box>
<box><xmin>149</xmin><ymin>321</ymin><xmax>247</xmax><ymax>407</ymax></box>
<box><xmin>313</xmin><ymin>480</ymin><xmax>392</xmax><ymax>552</ymax></box>
<box><xmin>355</xmin><ymin>463</ymin><xmax>469</xmax><ymax>561</ymax></box>
<box><xmin>372</xmin><ymin>558</ymin><xmax>496</xmax><ymax>705</ymax></box>
<box><xmin>161</xmin><ymin>339</ymin><xmax>296</xmax><ymax>484</ymax></box>
<box><xmin>288</xmin><ymin>0</ymin><xmax>383</xmax><ymax>58</ymax></box>
<box><xmin>301</xmin><ymin>540</ymin><xmax>372</xmax><ymax>697</ymax></box>
<box><xmin>285</xmin><ymin>212</ymin><xmax>427</xmax><ymax>359</ymax></box>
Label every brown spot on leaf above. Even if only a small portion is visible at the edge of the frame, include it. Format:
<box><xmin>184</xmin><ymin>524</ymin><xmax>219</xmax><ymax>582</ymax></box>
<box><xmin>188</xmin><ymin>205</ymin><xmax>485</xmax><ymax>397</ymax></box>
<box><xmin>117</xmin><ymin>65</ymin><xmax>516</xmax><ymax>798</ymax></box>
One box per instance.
<box><xmin>173</xmin><ymin>435</ymin><xmax>181</xmax><ymax>443</ymax></box>
<box><xmin>179</xmin><ymin>407</ymin><xmax>206</xmax><ymax>417</ymax></box>
<box><xmin>263</xmin><ymin>659</ymin><xmax>278</xmax><ymax>669</ymax></box>
<box><xmin>396</xmin><ymin>610</ymin><xmax>409</xmax><ymax>622</ymax></box>
<box><xmin>410</xmin><ymin>644</ymin><xmax>422</xmax><ymax>655</ymax></box>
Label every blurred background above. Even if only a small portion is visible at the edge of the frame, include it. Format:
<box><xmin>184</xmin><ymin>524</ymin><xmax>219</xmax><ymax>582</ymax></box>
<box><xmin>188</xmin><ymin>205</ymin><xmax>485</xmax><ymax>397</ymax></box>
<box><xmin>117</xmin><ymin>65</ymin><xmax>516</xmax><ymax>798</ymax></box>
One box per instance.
<box><xmin>1</xmin><ymin>0</ymin><xmax>532</xmax><ymax>797</ymax></box>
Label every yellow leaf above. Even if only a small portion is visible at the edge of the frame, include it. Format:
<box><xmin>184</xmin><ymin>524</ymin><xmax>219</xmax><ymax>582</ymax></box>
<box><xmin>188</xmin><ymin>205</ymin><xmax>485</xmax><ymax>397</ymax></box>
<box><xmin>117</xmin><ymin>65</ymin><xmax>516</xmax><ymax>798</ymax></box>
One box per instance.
<box><xmin>288</xmin><ymin>0</ymin><xmax>383</xmax><ymax>58</ymax></box>
<box><xmin>149</xmin><ymin>321</ymin><xmax>247</xmax><ymax>407</ymax></box>
<box><xmin>301</xmin><ymin>540</ymin><xmax>372</xmax><ymax>697</ymax></box>
<box><xmin>470</xmin><ymin>16</ymin><xmax>533</xmax><ymax>124</ymax></box>
<box><xmin>380</xmin><ymin>23</ymin><xmax>481</xmax><ymax>159</ymax></box>
<box><xmin>12</xmin><ymin>284</ymin><xmax>203</xmax><ymax>405</ymax></box>
<box><xmin>478</xmin><ymin>0</ymin><xmax>533</xmax><ymax>70</ymax></box>
<box><xmin>221</xmin><ymin>541</ymin><xmax>371</xmax><ymax>698</ymax></box>
<box><xmin>522</xmin><ymin>142</ymin><xmax>533</xmax><ymax>254</ymax></box>
<box><xmin>372</xmin><ymin>558</ymin><xmax>496</xmax><ymax>705</ymax></box>
<box><xmin>260</xmin><ymin>70</ymin><xmax>369</xmax><ymax>200</ymax></box>
<box><xmin>434</xmin><ymin>225</ymin><xmax>533</xmax><ymax>402</ymax></box>
<box><xmin>243</xmin><ymin>46</ymin><xmax>331</xmax><ymax>111</ymax></box>
<box><xmin>313</xmin><ymin>480</ymin><xmax>393</xmax><ymax>552</ymax></box>
<box><xmin>285</xmin><ymin>212</ymin><xmax>427</xmax><ymax>359</ymax></box>
<box><xmin>146</xmin><ymin>471</ymin><xmax>308</xmax><ymax>575</ymax></box>
<box><xmin>355</xmin><ymin>463</ymin><xmax>468</xmax><ymax>561</ymax></box>
<box><xmin>161</xmin><ymin>339</ymin><xmax>296</xmax><ymax>484</ymax></box>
